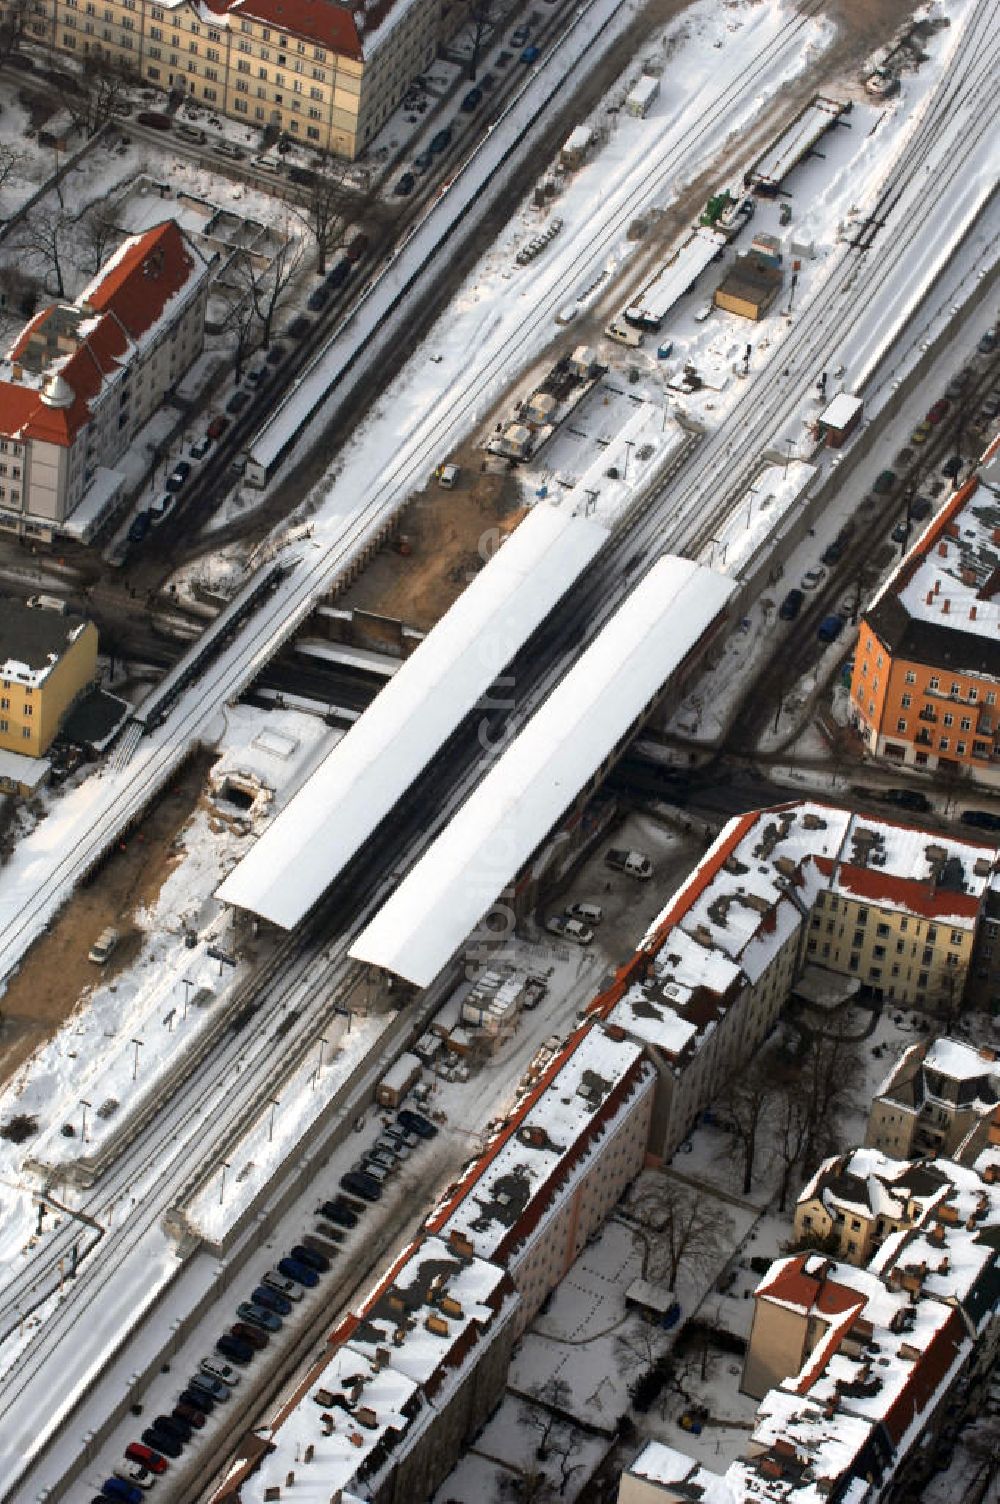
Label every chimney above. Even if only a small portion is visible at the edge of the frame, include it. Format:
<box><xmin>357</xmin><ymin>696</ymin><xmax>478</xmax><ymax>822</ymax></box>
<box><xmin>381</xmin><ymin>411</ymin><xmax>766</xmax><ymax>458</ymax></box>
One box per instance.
<box><xmin>439</xmin><ymin>1295</ymin><xmax>463</xmax><ymax>1319</ymax></box>
<box><xmin>373</xmin><ymin>1346</ymin><xmax>391</xmax><ymax>1370</ymax></box>
<box><xmin>938</xmin><ymin>543</ymin><xmax>948</xmax><ymax>558</ymax></box>
<box><xmin>971</xmin><ymin>606</ymin><xmax>978</xmax><ymax>620</ymax></box>
<box><xmin>425</xmin><ymin>1312</ymin><xmax>450</xmax><ymax>1337</ymax></box>
<box><xmin>448</xmin><ymin>1228</ymin><xmax>475</xmax><ymax>1260</ymax></box>
<box><xmin>942</xmin><ymin>599</ymin><xmax>950</xmax><ymax>615</ymax></box>
<box><xmin>355</xmin><ymin>1406</ymin><xmax>378</xmax><ymax>1429</ymax></box>
<box><xmin>926</xmin><ymin>592</ymin><xmax>934</xmax><ymax>605</ymax></box>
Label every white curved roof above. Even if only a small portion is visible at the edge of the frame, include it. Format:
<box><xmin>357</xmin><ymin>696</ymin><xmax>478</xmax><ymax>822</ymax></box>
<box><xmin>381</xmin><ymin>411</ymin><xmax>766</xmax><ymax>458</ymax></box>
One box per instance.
<box><xmin>350</xmin><ymin>556</ymin><xmax>737</xmax><ymax>986</ymax></box>
<box><xmin>216</xmin><ymin>504</ymin><xmax>608</xmax><ymax>928</ymax></box>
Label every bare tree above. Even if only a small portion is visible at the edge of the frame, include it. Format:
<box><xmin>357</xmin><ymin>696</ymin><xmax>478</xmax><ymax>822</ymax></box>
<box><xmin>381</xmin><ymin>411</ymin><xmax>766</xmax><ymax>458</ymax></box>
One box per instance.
<box><xmin>0</xmin><ymin>0</ymin><xmax>31</xmax><ymax>65</ymax></box>
<box><xmin>16</xmin><ymin>204</ymin><xmax>76</xmax><ymax>297</ymax></box>
<box><xmin>77</xmin><ymin>194</ymin><xmax>128</xmax><ymax>275</ymax></box>
<box><xmin>465</xmin><ymin>0</ymin><xmax>503</xmax><ymax>79</ymax></box>
<box><xmin>66</xmin><ymin>57</ymin><xmax>137</xmax><ymax>137</ymax></box>
<box><xmin>798</xmin><ymin>1029</ymin><xmax>861</xmax><ymax>1171</ymax></box>
<box><xmin>0</xmin><ymin>144</ymin><xmax>28</xmax><ymax>200</ymax></box>
<box><xmin>772</xmin><ymin>1070</ymin><xmax>813</xmax><ymax>1213</ymax></box>
<box><xmin>720</xmin><ymin>1058</ymin><xmax>776</xmax><ymax>1195</ymax></box>
<box><xmin>231</xmin><ymin>231</ymin><xmax>304</xmax><ymax>348</ymax></box>
<box><xmin>293</xmin><ymin>155</ymin><xmax>350</xmax><ymax>275</ymax></box>
<box><xmin>629</xmin><ymin>1174</ymin><xmax>734</xmax><ymax>1289</ymax></box>
<box><xmin>220</xmin><ymin>289</ymin><xmax>256</xmax><ymax>383</ymax></box>
<box><xmin>521</xmin><ymin>1377</ymin><xmax>572</xmax><ymax>1462</ymax></box>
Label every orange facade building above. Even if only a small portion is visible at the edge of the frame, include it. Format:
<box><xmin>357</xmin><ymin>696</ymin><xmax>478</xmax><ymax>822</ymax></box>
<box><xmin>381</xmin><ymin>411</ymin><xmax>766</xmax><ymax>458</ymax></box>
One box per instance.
<box><xmin>850</xmin><ymin>469</ymin><xmax>1000</xmax><ymax>784</ymax></box>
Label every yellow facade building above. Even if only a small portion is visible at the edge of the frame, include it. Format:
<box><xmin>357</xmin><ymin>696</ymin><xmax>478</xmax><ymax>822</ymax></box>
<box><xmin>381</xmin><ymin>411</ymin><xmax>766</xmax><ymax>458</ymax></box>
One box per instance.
<box><xmin>23</xmin><ymin>0</ymin><xmax>443</xmax><ymax>159</ymax></box>
<box><xmin>0</xmin><ymin>602</ymin><xmax>98</xmax><ymax>759</ymax></box>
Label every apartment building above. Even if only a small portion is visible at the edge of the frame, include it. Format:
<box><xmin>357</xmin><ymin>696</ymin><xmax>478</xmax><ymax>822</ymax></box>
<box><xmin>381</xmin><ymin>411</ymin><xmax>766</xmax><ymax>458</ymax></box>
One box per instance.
<box><xmin>26</xmin><ymin>0</ymin><xmax>443</xmax><ymax>159</ymax></box>
<box><xmin>850</xmin><ymin>463</ymin><xmax>1000</xmax><ymax>783</ymax></box>
<box><xmin>215</xmin><ymin>1234</ymin><xmax>517</xmax><ymax>1504</ymax></box>
<box><xmin>866</xmin><ymin>1035</ymin><xmax>1000</xmax><ymax>1158</ymax></box>
<box><xmin>588</xmin><ymin>802</ymin><xmax>999</xmax><ymax>1162</ymax></box>
<box><xmin>793</xmin><ymin>1145</ymin><xmax>956</xmax><ymax>1264</ymax></box>
<box><xmin>0</xmin><ymin>219</ymin><xmax>214</xmax><ymax>538</ymax></box>
<box><xmin>0</xmin><ymin>601</ymin><xmax>97</xmax><ymax>758</ymax></box>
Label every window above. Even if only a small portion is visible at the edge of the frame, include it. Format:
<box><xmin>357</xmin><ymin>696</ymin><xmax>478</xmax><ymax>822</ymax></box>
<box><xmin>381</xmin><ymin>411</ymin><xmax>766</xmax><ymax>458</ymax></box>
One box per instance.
<box><xmin>901</xmin><ymin>693</ymin><xmax>912</xmax><ymax>709</ymax></box>
<box><xmin>939</xmin><ymin>738</ymin><xmax>949</xmax><ymax>751</ymax></box>
<box><xmin>877</xmin><ymin>923</ymin><xmax>890</xmax><ymax>937</ymax></box>
<box><xmin>0</xmin><ymin>719</ymin><xmax>6</xmax><ymax>733</ymax></box>
<box><xmin>310</xmin><ymin>86</ymin><xmax>322</xmax><ymax>100</ymax></box>
<box><xmin>943</xmin><ymin>712</ymin><xmax>954</xmax><ymax>727</ymax></box>
<box><xmin>853</xmin><ymin>929</ymin><xmax>865</xmax><ymax>948</ymax></box>
<box><xmin>896</xmin><ymin>718</ymin><xmax>907</xmax><ymax>733</ymax></box>
<box><xmin>905</xmin><ymin>670</ymin><xmax>916</xmax><ymax>684</ymax></box>
<box><xmin>206</xmin><ymin>45</ymin><xmax>219</xmax><ymax>60</ymax></box>
<box><xmin>988</xmin><ymin>692</ymin><xmax>996</xmax><ymax>706</ymax></box>
<box><xmin>957</xmin><ymin>741</ymin><xmax>966</xmax><ymax>756</ymax></box>
<box><xmin>258</xmin><ymin>65</ymin><xmax>267</xmax><ymax>78</ymax></box>
<box><xmin>307</xmin><ymin>124</ymin><xmax>320</xmax><ymax>139</ymax></box>
<box><xmin>927</xmin><ymin>926</ymin><xmax>937</xmax><ymax>943</ymax></box>
<box><xmin>961</xmin><ymin>717</ymin><xmax>972</xmax><ymax>730</ymax></box>
<box><xmin>951</xmin><ymin>682</ymin><xmax>961</xmax><ymax>697</ymax></box>
<box><xmin>21</xmin><ymin>727</ymin><xmax>31</xmax><ymax>740</ymax></box>
<box><xmin>849</xmin><ymin>954</ymin><xmax>860</xmax><ymax>972</ymax></box>
<box><xmin>873</xmin><ymin>945</ymin><xmax>886</xmax><ymax>960</ymax></box>
<box><xmin>929</xmin><ymin>676</ymin><xmax>940</xmax><ymax>690</ymax></box>
<box><xmin>918</xmin><ymin>970</ymin><xmax>929</xmax><ymax>987</ymax></box>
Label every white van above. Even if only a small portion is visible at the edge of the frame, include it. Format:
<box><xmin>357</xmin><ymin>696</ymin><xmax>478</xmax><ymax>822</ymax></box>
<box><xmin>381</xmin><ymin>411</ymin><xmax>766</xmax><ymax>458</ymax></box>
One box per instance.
<box><xmin>88</xmin><ymin>927</ymin><xmax>120</xmax><ymax>965</ymax></box>
<box><xmin>438</xmin><ymin>463</ymin><xmax>461</xmax><ymax>489</ymax></box>
<box><xmin>605</xmin><ymin>319</ymin><xmax>643</xmax><ymax>348</ymax></box>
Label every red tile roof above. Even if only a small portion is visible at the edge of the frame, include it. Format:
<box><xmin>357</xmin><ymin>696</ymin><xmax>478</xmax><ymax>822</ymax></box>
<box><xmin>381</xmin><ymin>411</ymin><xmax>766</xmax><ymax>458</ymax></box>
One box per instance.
<box><xmin>0</xmin><ymin>222</ymin><xmax>199</xmax><ymax>448</ymax></box>
<box><xmin>757</xmin><ymin>1255</ymin><xmax>865</xmax><ymax>1321</ymax></box>
<box><xmin>226</xmin><ymin>0</ymin><xmax>399</xmax><ymax>59</ymax></box>
<box><xmin>833</xmin><ymin>861</ymin><xmax>982</xmax><ymax>921</ymax></box>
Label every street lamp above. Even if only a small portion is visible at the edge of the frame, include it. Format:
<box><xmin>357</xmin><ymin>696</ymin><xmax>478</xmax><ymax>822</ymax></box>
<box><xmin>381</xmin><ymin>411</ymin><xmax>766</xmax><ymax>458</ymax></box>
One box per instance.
<box><xmin>79</xmin><ymin>1099</ymin><xmax>92</xmax><ymax>1144</ymax></box>
<box><xmin>219</xmin><ymin>1161</ymin><xmax>231</xmax><ymax>1206</ymax></box>
<box><xmin>311</xmin><ymin>1036</ymin><xmax>329</xmax><ymax>1091</ymax></box>
<box><xmin>181</xmin><ymin>978</ymin><xmax>194</xmax><ymax>1021</ymax></box>
<box><xmin>268</xmin><ymin>1099</ymin><xmax>279</xmax><ymax>1143</ymax></box>
<box><xmin>130</xmin><ymin>1038</ymin><xmax>143</xmax><ymax>1082</ymax></box>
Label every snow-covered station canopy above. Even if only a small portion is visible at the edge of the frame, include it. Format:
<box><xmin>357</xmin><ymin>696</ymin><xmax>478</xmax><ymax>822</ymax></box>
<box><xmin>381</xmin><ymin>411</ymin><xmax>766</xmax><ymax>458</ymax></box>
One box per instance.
<box><xmin>350</xmin><ymin>556</ymin><xmax>737</xmax><ymax>986</ymax></box>
<box><xmin>216</xmin><ymin>504</ymin><xmax>607</xmax><ymax>929</ymax></box>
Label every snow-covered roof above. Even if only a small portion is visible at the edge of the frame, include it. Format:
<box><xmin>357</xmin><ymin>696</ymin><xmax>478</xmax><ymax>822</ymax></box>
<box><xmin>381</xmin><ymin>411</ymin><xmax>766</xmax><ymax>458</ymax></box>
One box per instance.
<box><xmin>627</xmin><ymin>1441</ymin><xmax>735</xmax><ymax>1501</ymax></box>
<box><xmin>350</xmin><ymin>556</ymin><xmax>735</xmax><ymax>985</ymax></box>
<box><xmin>428</xmin><ymin>1022</ymin><xmax>654</xmax><ymax>1261</ymax></box>
<box><xmin>819</xmin><ymin>392</ymin><xmax>862</xmax><ymax>430</ymax></box>
<box><xmin>217</xmin><ymin>504</ymin><xmax>607</xmax><ymax>928</ymax></box>
<box><xmin>893</xmin><ymin>479</ymin><xmax>1000</xmax><ymax>645</ymax></box>
<box><xmin>624</xmin><ymin>227</ymin><xmax>727</xmax><ymax>327</ymax></box>
<box><xmin>748</xmin><ymin>95</ymin><xmax>847</xmax><ymax>191</ymax></box>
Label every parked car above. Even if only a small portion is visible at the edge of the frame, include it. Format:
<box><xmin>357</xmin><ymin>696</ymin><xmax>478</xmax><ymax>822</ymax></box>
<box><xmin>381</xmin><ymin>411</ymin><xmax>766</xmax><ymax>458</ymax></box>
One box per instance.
<box><xmin>172</xmin><ymin>1400</ymin><xmax>207</xmax><ymax>1429</ymax></box>
<box><xmin>413</xmin><ymin>150</ymin><xmax>434</xmax><ymax>173</ymax></box>
<box><xmin>88</xmin><ymin>926</ymin><xmax>120</xmax><ymax>965</ymax></box>
<box><xmin>882</xmin><ymin>787</ymin><xmax>932</xmax><ymax>812</ymax></box>
<box><xmin>231</xmin><ymin>1320</ymin><xmax>269</xmax><ymax>1350</ymax></box>
<box><xmin>290</xmin><ymin>1242</ymin><xmax>330</xmax><ymax>1273</ymax></box>
<box><xmin>124</xmin><ymin>1443</ymin><xmax>167</xmax><ymax>1473</ymax></box>
<box><xmin>215</xmin><ymin>1333</ymin><xmax>255</xmax><ymax>1365</ymax></box>
<box><xmin>891</xmin><ymin>520</ymin><xmax>911</xmax><ymax>545</ymax></box>
<box><xmin>429</xmin><ymin>128</ymin><xmax>452</xmax><ymax>154</ymax></box>
<box><xmin>287</xmin><ymin>314</ymin><xmax>311</xmax><ymax>339</ymax></box>
<box><xmin>187</xmin><ymin>1372</ymin><xmax>230</xmax><ymax>1404</ymax></box>
<box><xmin>779</xmin><ymin>588</ymin><xmax>804</xmax><ymax>621</ymax></box>
<box><xmin>960</xmin><ymin>809</ymin><xmax>1000</xmax><ymax>831</ymax></box>
<box><xmin>136</xmin><ymin>111</ymin><xmax>172</xmax><ymax>130</ymax></box>
<box><xmin>215</xmin><ymin>140</ymin><xmax>244</xmax><ymax>160</ymax></box>
<box><xmin>926</xmin><ymin>398</ymin><xmax>950</xmax><ymax>424</ymax></box>
<box><xmin>319</xmin><ymin>1198</ymin><xmax>358</xmax><ymax>1227</ymax></box>
<box><xmin>238</xmin><ymin>1300</ymin><xmax>282</xmax><ymax>1331</ymax></box>
<box><xmin>800</xmin><ymin>567</ymin><xmax>826</xmax><ymax>590</ymax></box>
<box><xmin>510</xmin><ymin>24</ymin><xmax>530</xmax><ymax>44</ymax></box>
<box><xmin>200</xmin><ymin>1355</ymin><xmax>241</xmax><ymax>1385</ymax></box>
<box><xmin>251</xmin><ymin>1283</ymin><xmax>292</xmax><ymax>1315</ymax></box>
<box><xmin>872</xmin><ymin>470</ymin><xmax>896</xmax><ymax>495</ymax></box>
<box><xmin>225</xmin><ymin>389</ymin><xmax>250</xmax><ymax>415</ymax></box>
<box><xmin>567</xmin><ymin>902</ymin><xmax>603</xmax><ymax>924</ymax></box>
<box><xmin>397</xmin><ymin>1108</ymin><xmax>438</xmax><ymax>1139</ymax></box>
<box><xmin>978</xmin><ymin>330</ymin><xmax>997</xmax><ymax>354</ymax></box>
<box><xmin>605</xmin><ymin>847</ymin><xmax>653</xmax><ymax>880</ymax></box>
<box><xmin>165</xmin><ymin>460</ymin><xmax>191</xmax><ymax>492</ymax></box>
<box><xmin>340</xmin><ymin>1169</ymin><xmax>382</xmax><ymax>1201</ymax></box>
<box><xmin>245</xmin><ymin>365</ymin><xmax>268</xmax><ymax>387</ymax></box>
<box><xmin>307</xmin><ymin>283</ymin><xmax>330</xmax><ymax>311</ymax></box>
<box><xmin>520</xmin><ymin>45</ymin><xmax>541</xmax><ymax>62</ymax></box>
<box><xmin>981</xmin><ymin>396</ymin><xmax>1000</xmax><ymax>420</ymax></box>
<box><xmin>394</xmin><ymin>171</ymin><xmax>416</xmax><ymax>196</ymax></box>
<box><xmin>910</xmin><ymin>495</ymin><xmax>932</xmax><ymax>520</ymax></box>
<box><xmin>266</xmin><ymin>343</ymin><xmax>287</xmax><ymax>366</ymax></box>
<box><xmin>277</xmin><ymin>1255</ymin><xmax>319</xmax><ymax>1288</ymax></box>
<box><xmin>288</xmin><ymin>164</ymin><xmax>316</xmax><ymax>187</ymax></box>
<box><xmin>140</xmin><ymin>1428</ymin><xmax>181</xmax><ymax>1459</ymax></box>
<box><xmin>817</xmin><ymin>614</ymin><xmax>844</xmax><ymax>644</ymax></box>
<box><xmin>127</xmin><ymin>511</ymin><xmax>152</xmax><ymax>545</ymax></box>
<box><xmin>302</xmin><ymin>1231</ymin><xmax>342</xmax><ymax>1259</ymax></box>
<box><xmin>495</xmin><ymin>49</ymin><xmax>513</xmax><ymax>65</ymax></box>
<box><xmin>153</xmin><ymin>1413</ymin><xmax>190</xmax><ymax>1444</ymax></box>
<box><xmin>480</xmin><ymin>71</ymin><xmax>496</xmax><ymax>90</ymax></box>
<box><xmin>942</xmin><ymin>454</ymin><xmax>963</xmax><ymax>478</ymax></box>
<box><xmin>461</xmin><ymin>87</ymin><xmax>482</xmax><ymax>112</ymax></box>
<box><xmin>177</xmin><ymin>123</ymin><xmax>207</xmax><ymax>145</ymax></box>
<box><xmin>206</xmin><ymin>413</ymin><xmax>230</xmax><ymax>440</ymax></box>
<box><xmin>384</xmin><ymin>1124</ymin><xmax>419</xmax><ymax>1150</ymax></box>
<box><xmin>113</xmin><ymin>1461</ymin><xmax>156</xmax><ymax>1488</ymax></box>
<box><xmin>261</xmin><ymin>1270</ymin><xmax>304</xmax><ymax>1301</ymax></box>
<box><xmin>100</xmin><ymin>1479</ymin><xmax>145</xmax><ymax>1504</ymax></box>
<box><xmin>545</xmin><ymin>915</ymin><xmax>594</xmax><ymax>945</ymax></box>
<box><xmin>821</xmin><ymin>533</ymin><xmax>849</xmax><ymax>566</ymax></box>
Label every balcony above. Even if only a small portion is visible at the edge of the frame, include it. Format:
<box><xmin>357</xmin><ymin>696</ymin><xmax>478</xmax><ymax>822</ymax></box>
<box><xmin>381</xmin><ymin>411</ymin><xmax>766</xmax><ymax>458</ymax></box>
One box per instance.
<box><xmin>918</xmin><ymin>707</ymin><xmax>938</xmax><ymax>724</ymax></box>
<box><xmin>914</xmin><ymin>730</ymin><xmax>933</xmax><ymax>748</ymax></box>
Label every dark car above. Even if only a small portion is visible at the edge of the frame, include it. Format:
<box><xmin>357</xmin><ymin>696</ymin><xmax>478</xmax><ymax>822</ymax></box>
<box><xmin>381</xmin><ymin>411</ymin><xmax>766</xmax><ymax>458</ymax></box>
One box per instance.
<box><xmin>521</xmin><ymin>44</ymin><xmax>541</xmax><ymax>62</ymax></box>
<box><xmin>225</xmin><ymin>389</ymin><xmax>250</xmax><ymax>415</ymax></box>
<box><xmin>245</xmin><ymin>365</ymin><xmax>268</xmax><ymax>387</ymax></box>
<box><xmin>277</xmin><ymin>1255</ymin><xmax>320</xmax><ymax>1287</ymax></box>
<box><xmin>307</xmin><ymin>283</ymin><xmax>330</xmax><ymax>311</ymax></box>
<box><xmin>398</xmin><ymin>1108</ymin><xmax>438</xmax><ymax>1139</ymax></box>
<box><xmin>429</xmin><ymin>128</ymin><xmax>451</xmax><ymax>154</ymax></box>
<box><xmin>320</xmin><ymin>1197</ymin><xmax>358</xmax><ymax>1227</ymax></box>
<box><xmin>216</xmin><ymin>1333</ymin><xmax>255</xmax><ymax>1364</ymax></box>
<box><xmin>303</xmin><ymin>1232</ymin><xmax>340</xmax><ymax>1260</ymax></box>
<box><xmin>817</xmin><ymin>614</ymin><xmax>844</xmax><ymax>644</ymax></box>
<box><xmin>891</xmin><ymin>520</ymin><xmax>911</xmax><ymax>545</ymax></box>
<box><xmin>231</xmin><ymin>1321</ymin><xmax>269</xmax><ymax>1350</ymax></box>
<box><xmin>290</xmin><ymin>1242</ymin><xmax>329</xmax><ymax>1273</ymax></box>
<box><xmin>461</xmin><ymin>87</ymin><xmax>482</xmax><ymax>112</ymax></box>
<box><xmin>124</xmin><ymin>1442</ymin><xmax>168</xmax><ymax>1473</ymax></box>
<box><xmin>883</xmin><ymin>788</ymin><xmax>932</xmax><ymax>812</ymax></box>
<box><xmin>100</xmin><ymin>1480</ymin><xmax>143</xmax><ymax>1504</ymax></box>
<box><xmin>165</xmin><ymin>460</ymin><xmax>191</xmax><ymax>492</ymax></box>
<box><xmin>153</xmin><ymin>1413</ymin><xmax>191</xmax><ymax>1444</ymax></box>
<box><xmin>942</xmin><ymin>454</ymin><xmax>963</xmax><ymax>478</ymax></box>
<box><xmin>326</xmin><ymin>258</ymin><xmax>351</xmax><ymax>291</ymax></box>
<box><xmin>206</xmin><ymin>413</ymin><xmax>230</xmax><ymax>439</ymax></box>
<box><xmin>238</xmin><ymin>1300</ymin><xmax>282</xmax><ymax>1332</ymax></box>
<box><xmin>287</xmin><ymin>314</ymin><xmax>311</xmax><ymax>339</ymax></box>
<box><xmin>978</xmin><ymin>330</ymin><xmax>997</xmax><ymax>354</ymax></box>
<box><xmin>779</xmin><ymin>588</ymin><xmax>804</xmax><ymax>621</ymax></box>
<box><xmin>340</xmin><ymin>1170</ymin><xmax>382</xmax><ymax>1202</ymax></box>
<box><xmin>872</xmin><ymin>469</ymin><xmax>896</xmax><ymax>495</ymax></box>
<box><xmin>187</xmin><ymin>1373</ymin><xmax>230</xmax><ymax>1404</ymax></box>
<box><xmin>266</xmin><ymin>343</ymin><xmax>286</xmax><ymax>366</ymax></box>
<box><xmin>394</xmin><ymin>171</ymin><xmax>416</xmax><ymax>196</ymax></box>
<box><xmin>315</xmin><ymin>1220</ymin><xmax>346</xmax><ymax>1243</ymax></box>
<box><xmin>178</xmin><ymin>1385</ymin><xmax>214</xmax><ymax>1415</ymax></box>
<box><xmin>910</xmin><ymin>495</ymin><xmax>932</xmax><ymax>520</ymax></box>
<box><xmin>960</xmin><ymin>809</ymin><xmax>1000</xmax><ymax>831</ymax></box>
<box><xmin>926</xmin><ymin>398</ymin><xmax>950</xmax><ymax>424</ymax></box>
<box><xmin>127</xmin><ymin>511</ymin><xmax>151</xmax><ymax>545</ymax></box>
<box><xmin>173</xmin><ymin>1401</ymin><xmax>207</xmax><ymax>1429</ymax></box>
<box><xmin>141</xmin><ymin>1428</ymin><xmax>182</xmax><ymax>1459</ymax></box>
<box><xmin>345</xmin><ymin>232</ymin><xmax>370</xmax><ymax>263</ymax></box>
<box><xmin>251</xmin><ymin>1283</ymin><xmax>292</xmax><ymax>1316</ymax></box>
<box><xmin>288</xmin><ymin>164</ymin><xmax>317</xmax><ymax>187</ymax></box>
<box><xmin>136</xmin><ymin>111</ymin><xmax>172</xmax><ymax>130</ymax></box>
<box><xmin>480</xmin><ymin>71</ymin><xmax>496</xmax><ymax>90</ymax></box>
<box><xmin>822</xmin><ymin>534</ymin><xmax>848</xmax><ymax>566</ymax></box>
